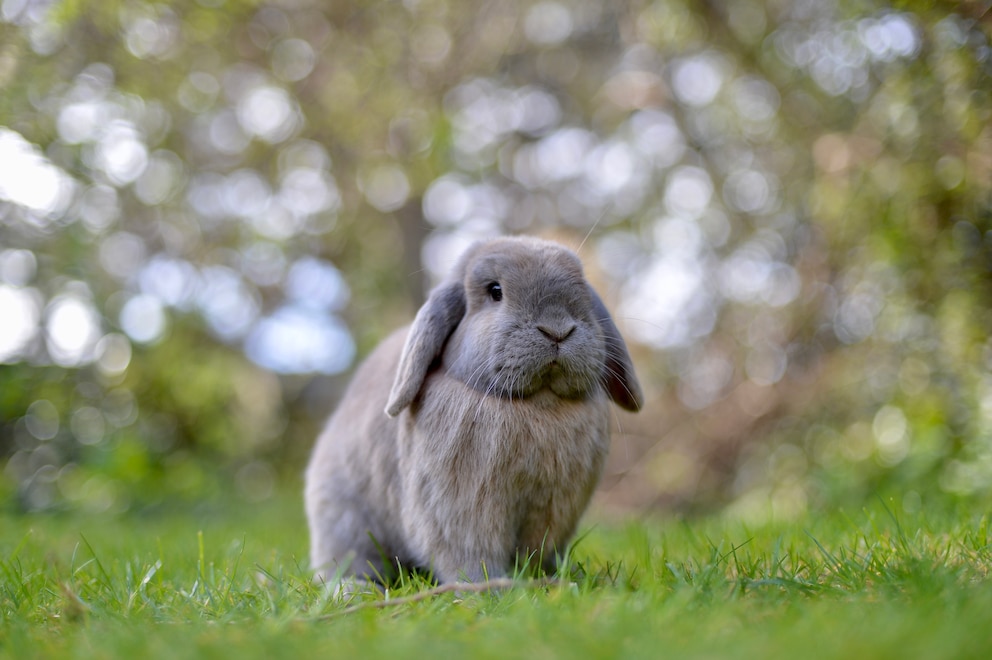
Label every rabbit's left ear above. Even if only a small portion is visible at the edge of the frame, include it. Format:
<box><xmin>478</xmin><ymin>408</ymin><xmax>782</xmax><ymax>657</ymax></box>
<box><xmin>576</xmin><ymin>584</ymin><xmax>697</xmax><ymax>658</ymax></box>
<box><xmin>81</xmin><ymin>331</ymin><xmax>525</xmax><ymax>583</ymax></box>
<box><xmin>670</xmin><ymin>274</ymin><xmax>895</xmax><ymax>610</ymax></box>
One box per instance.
<box><xmin>589</xmin><ymin>286</ymin><xmax>643</xmax><ymax>412</ymax></box>
<box><xmin>386</xmin><ymin>281</ymin><xmax>466</xmax><ymax>416</ymax></box>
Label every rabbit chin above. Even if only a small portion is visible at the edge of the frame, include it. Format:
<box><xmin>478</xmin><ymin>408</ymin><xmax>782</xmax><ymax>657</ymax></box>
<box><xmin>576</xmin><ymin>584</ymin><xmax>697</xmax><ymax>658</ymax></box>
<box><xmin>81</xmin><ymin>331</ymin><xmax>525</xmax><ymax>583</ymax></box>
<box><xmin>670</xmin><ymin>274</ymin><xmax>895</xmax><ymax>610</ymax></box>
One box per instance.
<box><xmin>543</xmin><ymin>361</ymin><xmax>597</xmax><ymax>398</ymax></box>
<box><xmin>484</xmin><ymin>361</ymin><xmax>600</xmax><ymax>402</ymax></box>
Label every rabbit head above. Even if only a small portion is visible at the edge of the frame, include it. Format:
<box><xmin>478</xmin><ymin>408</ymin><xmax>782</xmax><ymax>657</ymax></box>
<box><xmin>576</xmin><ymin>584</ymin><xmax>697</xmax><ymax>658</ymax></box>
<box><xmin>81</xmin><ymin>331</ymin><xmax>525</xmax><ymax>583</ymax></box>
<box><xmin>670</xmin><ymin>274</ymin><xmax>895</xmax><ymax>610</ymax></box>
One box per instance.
<box><xmin>386</xmin><ymin>236</ymin><xmax>642</xmax><ymax>416</ymax></box>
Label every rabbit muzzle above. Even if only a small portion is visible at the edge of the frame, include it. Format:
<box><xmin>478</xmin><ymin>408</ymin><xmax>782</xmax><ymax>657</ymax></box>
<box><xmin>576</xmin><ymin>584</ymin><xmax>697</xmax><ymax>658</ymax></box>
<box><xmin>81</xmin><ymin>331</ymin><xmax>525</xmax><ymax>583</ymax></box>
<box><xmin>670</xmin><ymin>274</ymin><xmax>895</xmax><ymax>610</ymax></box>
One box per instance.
<box><xmin>489</xmin><ymin>323</ymin><xmax>604</xmax><ymax>401</ymax></box>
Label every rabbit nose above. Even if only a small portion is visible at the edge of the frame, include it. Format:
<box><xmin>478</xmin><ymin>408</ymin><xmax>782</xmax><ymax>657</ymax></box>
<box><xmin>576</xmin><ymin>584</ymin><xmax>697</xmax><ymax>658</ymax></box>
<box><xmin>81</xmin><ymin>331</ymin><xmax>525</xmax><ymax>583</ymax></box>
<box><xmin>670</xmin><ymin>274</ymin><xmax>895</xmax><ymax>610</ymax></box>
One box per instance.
<box><xmin>537</xmin><ymin>322</ymin><xmax>576</xmax><ymax>343</ymax></box>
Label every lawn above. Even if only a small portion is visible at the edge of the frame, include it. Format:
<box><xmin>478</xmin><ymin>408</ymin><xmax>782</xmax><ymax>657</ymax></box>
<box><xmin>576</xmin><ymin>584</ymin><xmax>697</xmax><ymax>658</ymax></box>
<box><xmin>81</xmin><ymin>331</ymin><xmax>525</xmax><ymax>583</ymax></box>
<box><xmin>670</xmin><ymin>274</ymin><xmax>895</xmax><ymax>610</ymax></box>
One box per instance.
<box><xmin>2</xmin><ymin>491</ymin><xmax>991</xmax><ymax>659</ymax></box>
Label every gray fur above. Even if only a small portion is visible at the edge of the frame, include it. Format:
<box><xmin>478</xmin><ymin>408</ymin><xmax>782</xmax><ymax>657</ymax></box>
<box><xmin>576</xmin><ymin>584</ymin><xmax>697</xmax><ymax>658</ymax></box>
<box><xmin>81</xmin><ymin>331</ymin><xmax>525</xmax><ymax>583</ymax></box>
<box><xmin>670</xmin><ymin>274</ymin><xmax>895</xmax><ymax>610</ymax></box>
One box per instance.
<box><xmin>305</xmin><ymin>236</ymin><xmax>643</xmax><ymax>585</ymax></box>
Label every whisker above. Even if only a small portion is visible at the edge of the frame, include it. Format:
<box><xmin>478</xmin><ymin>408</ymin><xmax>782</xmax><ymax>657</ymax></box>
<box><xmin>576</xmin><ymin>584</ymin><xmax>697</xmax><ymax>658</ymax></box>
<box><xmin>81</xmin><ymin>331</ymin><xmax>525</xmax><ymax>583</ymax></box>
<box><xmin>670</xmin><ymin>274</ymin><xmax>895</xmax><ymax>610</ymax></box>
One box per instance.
<box><xmin>577</xmin><ymin>203</ymin><xmax>611</xmax><ymax>254</ymax></box>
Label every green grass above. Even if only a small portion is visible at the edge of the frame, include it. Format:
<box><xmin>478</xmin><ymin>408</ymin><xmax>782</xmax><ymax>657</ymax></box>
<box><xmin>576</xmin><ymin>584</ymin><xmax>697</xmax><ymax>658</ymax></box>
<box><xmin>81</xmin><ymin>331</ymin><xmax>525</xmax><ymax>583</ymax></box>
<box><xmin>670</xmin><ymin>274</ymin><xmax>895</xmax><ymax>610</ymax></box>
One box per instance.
<box><xmin>2</xmin><ymin>493</ymin><xmax>992</xmax><ymax>659</ymax></box>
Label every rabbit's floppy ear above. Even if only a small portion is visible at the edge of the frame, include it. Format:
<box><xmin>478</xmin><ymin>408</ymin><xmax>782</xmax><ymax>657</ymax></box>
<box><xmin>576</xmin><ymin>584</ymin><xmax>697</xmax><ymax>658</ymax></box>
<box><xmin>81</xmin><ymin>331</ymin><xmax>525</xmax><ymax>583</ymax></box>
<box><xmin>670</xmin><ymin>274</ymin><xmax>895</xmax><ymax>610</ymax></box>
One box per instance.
<box><xmin>385</xmin><ymin>281</ymin><xmax>466</xmax><ymax>416</ymax></box>
<box><xmin>589</xmin><ymin>286</ymin><xmax>643</xmax><ymax>412</ymax></box>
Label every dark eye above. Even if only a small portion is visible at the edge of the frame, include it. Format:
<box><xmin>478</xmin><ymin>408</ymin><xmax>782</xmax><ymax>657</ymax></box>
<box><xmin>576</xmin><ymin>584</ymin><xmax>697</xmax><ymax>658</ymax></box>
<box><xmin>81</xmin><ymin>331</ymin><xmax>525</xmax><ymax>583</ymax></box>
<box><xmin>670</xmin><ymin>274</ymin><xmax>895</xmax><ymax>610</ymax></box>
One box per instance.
<box><xmin>486</xmin><ymin>282</ymin><xmax>502</xmax><ymax>302</ymax></box>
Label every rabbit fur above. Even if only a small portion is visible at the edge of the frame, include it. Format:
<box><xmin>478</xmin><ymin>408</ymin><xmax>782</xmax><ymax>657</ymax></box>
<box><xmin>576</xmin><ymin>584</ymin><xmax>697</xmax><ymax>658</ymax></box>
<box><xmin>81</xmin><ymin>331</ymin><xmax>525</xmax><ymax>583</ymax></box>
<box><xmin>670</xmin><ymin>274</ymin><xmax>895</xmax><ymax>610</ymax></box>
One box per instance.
<box><xmin>305</xmin><ymin>236</ymin><xmax>642</xmax><ymax>586</ymax></box>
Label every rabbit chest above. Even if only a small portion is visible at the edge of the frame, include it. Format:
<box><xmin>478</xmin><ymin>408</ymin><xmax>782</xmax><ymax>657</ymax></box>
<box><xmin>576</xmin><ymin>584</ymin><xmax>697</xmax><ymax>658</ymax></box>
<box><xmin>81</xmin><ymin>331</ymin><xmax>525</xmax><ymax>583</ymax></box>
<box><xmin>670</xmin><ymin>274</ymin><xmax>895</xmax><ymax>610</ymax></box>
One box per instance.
<box><xmin>397</xmin><ymin>371</ymin><xmax>611</xmax><ymax>569</ymax></box>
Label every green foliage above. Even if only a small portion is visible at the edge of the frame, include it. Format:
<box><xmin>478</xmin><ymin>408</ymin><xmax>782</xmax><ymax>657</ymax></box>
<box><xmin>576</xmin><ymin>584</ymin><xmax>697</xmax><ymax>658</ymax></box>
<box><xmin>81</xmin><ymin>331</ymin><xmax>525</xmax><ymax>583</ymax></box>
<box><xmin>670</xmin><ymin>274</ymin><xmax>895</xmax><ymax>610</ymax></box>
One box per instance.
<box><xmin>2</xmin><ymin>496</ymin><xmax>992</xmax><ymax>658</ymax></box>
<box><xmin>1</xmin><ymin>0</ymin><xmax>991</xmax><ymax>516</ymax></box>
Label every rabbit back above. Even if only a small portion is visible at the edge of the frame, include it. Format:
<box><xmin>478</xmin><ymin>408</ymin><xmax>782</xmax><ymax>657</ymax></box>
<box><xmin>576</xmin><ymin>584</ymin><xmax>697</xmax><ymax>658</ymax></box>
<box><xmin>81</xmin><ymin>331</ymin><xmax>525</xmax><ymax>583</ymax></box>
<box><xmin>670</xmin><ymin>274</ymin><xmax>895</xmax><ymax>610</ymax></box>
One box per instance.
<box><xmin>305</xmin><ymin>329</ymin><xmax>416</xmax><ymax>582</ymax></box>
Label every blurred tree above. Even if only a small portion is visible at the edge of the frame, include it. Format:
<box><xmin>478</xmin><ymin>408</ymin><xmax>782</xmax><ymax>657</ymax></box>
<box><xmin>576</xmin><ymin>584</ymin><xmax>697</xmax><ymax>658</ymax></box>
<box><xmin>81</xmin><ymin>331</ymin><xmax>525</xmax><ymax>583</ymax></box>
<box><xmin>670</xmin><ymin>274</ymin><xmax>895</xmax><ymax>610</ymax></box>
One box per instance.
<box><xmin>0</xmin><ymin>0</ymin><xmax>989</xmax><ymax>517</ymax></box>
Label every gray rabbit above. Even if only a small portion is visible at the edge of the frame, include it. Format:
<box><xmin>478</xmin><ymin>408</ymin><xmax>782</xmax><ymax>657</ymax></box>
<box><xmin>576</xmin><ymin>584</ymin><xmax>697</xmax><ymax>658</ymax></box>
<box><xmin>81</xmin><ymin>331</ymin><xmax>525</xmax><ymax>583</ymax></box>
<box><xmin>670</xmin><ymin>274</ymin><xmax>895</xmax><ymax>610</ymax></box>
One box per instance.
<box><xmin>305</xmin><ymin>236</ymin><xmax>642</xmax><ymax>586</ymax></box>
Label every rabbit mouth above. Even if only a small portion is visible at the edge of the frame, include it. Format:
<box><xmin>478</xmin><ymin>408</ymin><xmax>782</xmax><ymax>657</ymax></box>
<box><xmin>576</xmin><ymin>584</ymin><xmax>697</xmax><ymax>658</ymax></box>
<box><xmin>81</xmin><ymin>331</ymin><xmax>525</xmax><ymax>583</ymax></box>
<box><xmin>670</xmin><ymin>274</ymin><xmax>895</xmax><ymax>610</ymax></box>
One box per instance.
<box><xmin>489</xmin><ymin>360</ymin><xmax>596</xmax><ymax>401</ymax></box>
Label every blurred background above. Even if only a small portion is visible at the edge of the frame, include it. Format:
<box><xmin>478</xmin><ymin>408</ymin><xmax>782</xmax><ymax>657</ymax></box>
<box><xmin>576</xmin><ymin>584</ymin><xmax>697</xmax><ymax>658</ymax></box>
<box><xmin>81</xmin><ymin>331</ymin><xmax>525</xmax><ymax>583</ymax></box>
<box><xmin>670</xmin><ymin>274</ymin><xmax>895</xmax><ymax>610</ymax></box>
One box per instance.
<box><xmin>1</xmin><ymin>0</ymin><xmax>990</xmax><ymax>521</ymax></box>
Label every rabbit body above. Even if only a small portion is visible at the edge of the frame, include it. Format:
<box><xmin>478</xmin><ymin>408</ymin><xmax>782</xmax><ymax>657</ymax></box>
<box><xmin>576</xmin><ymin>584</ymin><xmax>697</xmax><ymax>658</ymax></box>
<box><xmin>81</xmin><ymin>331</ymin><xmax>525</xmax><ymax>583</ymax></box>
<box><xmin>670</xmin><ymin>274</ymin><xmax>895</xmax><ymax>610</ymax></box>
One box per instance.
<box><xmin>305</xmin><ymin>237</ymin><xmax>642</xmax><ymax>584</ymax></box>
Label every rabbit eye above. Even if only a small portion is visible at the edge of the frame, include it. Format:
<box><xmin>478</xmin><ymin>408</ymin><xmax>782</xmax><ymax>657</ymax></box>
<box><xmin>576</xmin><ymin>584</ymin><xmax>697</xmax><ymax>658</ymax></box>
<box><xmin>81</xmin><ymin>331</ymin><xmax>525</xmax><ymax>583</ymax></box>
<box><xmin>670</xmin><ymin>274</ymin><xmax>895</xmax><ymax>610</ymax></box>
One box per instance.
<box><xmin>486</xmin><ymin>282</ymin><xmax>502</xmax><ymax>302</ymax></box>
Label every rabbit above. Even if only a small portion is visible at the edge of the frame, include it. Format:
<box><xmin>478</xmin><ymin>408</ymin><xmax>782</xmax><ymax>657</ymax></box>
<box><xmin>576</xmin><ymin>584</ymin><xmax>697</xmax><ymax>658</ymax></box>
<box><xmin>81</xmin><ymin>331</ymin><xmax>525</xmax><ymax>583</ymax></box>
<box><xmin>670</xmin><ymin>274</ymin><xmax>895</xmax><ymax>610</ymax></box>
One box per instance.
<box><xmin>304</xmin><ymin>236</ymin><xmax>642</xmax><ymax>587</ymax></box>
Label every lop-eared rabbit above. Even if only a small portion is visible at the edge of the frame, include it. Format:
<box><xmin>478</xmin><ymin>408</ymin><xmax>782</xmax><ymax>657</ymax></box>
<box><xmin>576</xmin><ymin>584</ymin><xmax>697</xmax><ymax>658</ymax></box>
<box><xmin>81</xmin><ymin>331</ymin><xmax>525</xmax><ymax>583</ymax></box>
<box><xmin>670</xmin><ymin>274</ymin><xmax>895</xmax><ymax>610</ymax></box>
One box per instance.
<box><xmin>305</xmin><ymin>236</ymin><xmax>642</xmax><ymax>586</ymax></box>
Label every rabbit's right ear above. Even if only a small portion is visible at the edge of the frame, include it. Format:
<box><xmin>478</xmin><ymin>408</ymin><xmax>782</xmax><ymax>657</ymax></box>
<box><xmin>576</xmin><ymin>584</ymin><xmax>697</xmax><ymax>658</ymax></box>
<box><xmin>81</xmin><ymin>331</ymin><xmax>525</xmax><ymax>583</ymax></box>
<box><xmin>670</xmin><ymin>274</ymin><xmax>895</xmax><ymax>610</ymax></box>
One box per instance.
<box><xmin>385</xmin><ymin>281</ymin><xmax>466</xmax><ymax>416</ymax></box>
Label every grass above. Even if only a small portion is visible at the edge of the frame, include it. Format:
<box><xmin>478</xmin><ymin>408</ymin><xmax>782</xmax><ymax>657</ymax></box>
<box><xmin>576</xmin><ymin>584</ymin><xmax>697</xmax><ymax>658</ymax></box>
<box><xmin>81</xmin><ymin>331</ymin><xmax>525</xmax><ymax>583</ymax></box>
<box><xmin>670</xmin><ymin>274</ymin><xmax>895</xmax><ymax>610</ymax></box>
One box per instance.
<box><xmin>2</xmin><ymin>492</ymin><xmax>992</xmax><ymax>659</ymax></box>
